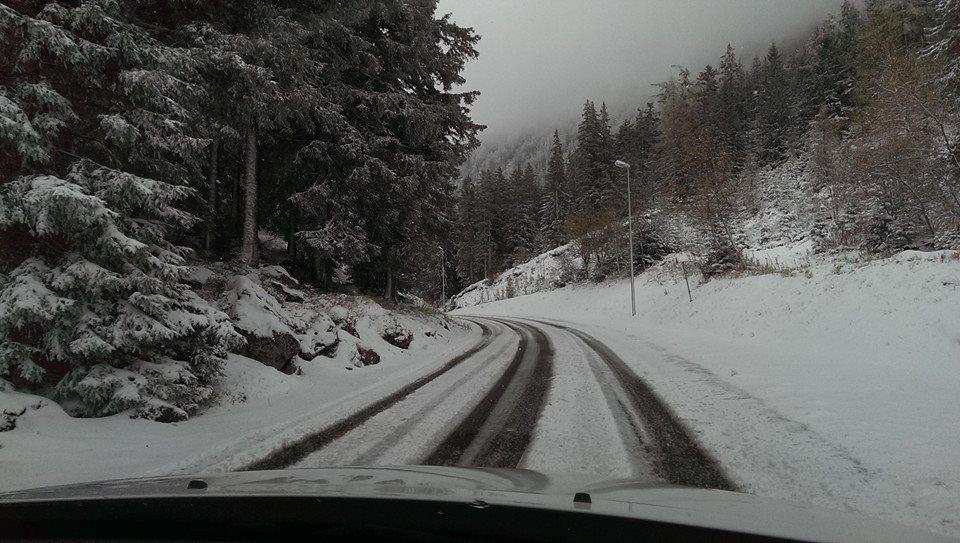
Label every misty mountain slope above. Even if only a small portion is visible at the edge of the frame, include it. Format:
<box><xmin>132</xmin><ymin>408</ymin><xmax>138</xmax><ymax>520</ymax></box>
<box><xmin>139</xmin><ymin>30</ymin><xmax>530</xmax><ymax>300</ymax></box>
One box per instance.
<box><xmin>458</xmin><ymin>125</ymin><xmax>578</xmax><ymax>181</ymax></box>
<box><xmin>439</xmin><ymin>0</ymin><xmax>840</xmax><ymax>140</ymax></box>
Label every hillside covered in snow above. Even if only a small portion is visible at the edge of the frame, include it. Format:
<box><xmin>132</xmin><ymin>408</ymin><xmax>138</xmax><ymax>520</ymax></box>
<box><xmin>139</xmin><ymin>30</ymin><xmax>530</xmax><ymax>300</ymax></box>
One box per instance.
<box><xmin>455</xmin><ymin>249</ymin><xmax>960</xmax><ymax>536</ymax></box>
<box><xmin>453</xmin><ymin>155</ymin><xmax>830</xmax><ymax>310</ymax></box>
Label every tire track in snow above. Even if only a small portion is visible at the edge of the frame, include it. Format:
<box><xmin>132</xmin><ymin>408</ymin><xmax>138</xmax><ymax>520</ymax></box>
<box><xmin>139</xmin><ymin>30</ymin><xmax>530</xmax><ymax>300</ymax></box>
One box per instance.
<box><xmin>346</xmin><ymin>328</ymin><xmax>519</xmax><ymax>465</ymax></box>
<box><xmin>423</xmin><ymin>318</ymin><xmax>553</xmax><ymax>468</ymax></box>
<box><xmin>516</xmin><ymin>322</ymin><xmax>655</xmax><ymax>479</ymax></box>
<box><xmin>242</xmin><ymin>320</ymin><xmax>498</xmax><ymax>471</ymax></box>
<box><xmin>507</xmin><ymin>318</ymin><xmax>734</xmax><ymax>490</ymax></box>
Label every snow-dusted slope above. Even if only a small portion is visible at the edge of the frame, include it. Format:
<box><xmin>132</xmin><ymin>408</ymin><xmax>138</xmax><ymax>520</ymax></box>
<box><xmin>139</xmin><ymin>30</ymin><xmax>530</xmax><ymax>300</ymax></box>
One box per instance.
<box><xmin>737</xmin><ymin>156</ymin><xmax>818</xmax><ymax>249</ymax></box>
<box><xmin>450</xmin><ymin>244</ymin><xmax>582</xmax><ymax>309</ymax></box>
<box><xmin>451</xmin><ymin>156</ymin><xmax>827</xmax><ymax>311</ymax></box>
<box><xmin>454</xmin><ymin>249</ymin><xmax>960</xmax><ymax>537</ymax></box>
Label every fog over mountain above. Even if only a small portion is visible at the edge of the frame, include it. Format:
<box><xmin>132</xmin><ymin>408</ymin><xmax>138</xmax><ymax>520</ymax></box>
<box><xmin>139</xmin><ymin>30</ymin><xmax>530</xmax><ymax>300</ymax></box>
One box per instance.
<box><xmin>438</xmin><ymin>0</ymin><xmax>853</xmax><ymax>142</ymax></box>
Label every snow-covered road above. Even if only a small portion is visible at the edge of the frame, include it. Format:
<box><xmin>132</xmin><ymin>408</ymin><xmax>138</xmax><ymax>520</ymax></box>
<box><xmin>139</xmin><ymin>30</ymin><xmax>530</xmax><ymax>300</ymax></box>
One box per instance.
<box><xmin>254</xmin><ymin>317</ymin><xmax>729</xmax><ymax>489</ymax></box>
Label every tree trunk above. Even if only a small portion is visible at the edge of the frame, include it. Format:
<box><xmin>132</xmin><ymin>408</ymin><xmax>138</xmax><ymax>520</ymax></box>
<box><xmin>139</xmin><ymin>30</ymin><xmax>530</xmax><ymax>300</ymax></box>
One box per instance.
<box><xmin>384</xmin><ymin>264</ymin><xmax>394</xmax><ymax>301</ymax></box>
<box><xmin>286</xmin><ymin>215</ymin><xmax>297</xmax><ymax>260</ymax></box>
<box><xmin>229</xmin><ymin>147</ymin><xmax>241</xmax><ymax>232</ymax></box>
<box><xmin>241</xmin><ymin>130</ymin><xmax>259</xmax><ymax>267</ymax></box>
<box><xmin>204</xmin><ymin>138</ymin><xmax>219</xmax><ymax>252</ymax></box>
<box><xmin>312</xmin><ymin>250</ymin><xmax>331</xmax><ymax>290</ymax></box>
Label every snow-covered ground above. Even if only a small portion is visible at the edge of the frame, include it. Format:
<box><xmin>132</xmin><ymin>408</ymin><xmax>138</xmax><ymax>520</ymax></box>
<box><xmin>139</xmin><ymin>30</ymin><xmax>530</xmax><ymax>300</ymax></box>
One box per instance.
<box><xmin>0</xmin><ymin>296</ymin><xmax>476</xmax><ymax>492</ymax></box>
<box><xmin>454</xmin><ymin>249</ymin><xmax>960</xmax><ymax>537</ymax></box>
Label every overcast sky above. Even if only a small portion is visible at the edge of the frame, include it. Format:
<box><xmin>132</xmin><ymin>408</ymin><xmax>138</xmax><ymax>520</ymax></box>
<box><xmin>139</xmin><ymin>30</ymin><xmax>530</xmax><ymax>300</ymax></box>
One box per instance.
<box><xmin>437</xmin><ymin>0</ymin><xmax>850</xmax><ymax>140</ymax></box>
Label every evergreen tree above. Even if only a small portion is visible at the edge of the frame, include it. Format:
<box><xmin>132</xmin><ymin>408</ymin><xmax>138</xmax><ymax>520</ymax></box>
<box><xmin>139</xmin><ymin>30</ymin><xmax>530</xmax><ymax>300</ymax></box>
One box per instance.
<box><xmin>788</xmin><ymin>44</ymin><xmax>819</xmax><ymax>137</ymax></box>
<box><xmin>510</xmin><ymin>165</ymin><xmax>543</xmax><ymax>263</ymax></box>
<box><xmin>716</xmin><ymin>45</ymin><xmax>751</xmax><ymax>167</ymax></box>
<box><xmin>597</xmin><ymin>102</ymin><xmax>617</xmax><ymax>206</ymax></box>
<box><xmin>695</xmin><ymin>64</ymin><xmax>721</xmax><ymax>128</ymax></box>
<box><xmin>635</xmin><ymin>104</ymin><xmax>661</xmax><ymax>169</ymax></box>
<box><xmin>815</xmin><ymin>2</ymin><xmax>862</xmax><ymax>123</ymax></box>
<box><xmin>454</xmin><ymin>177</ymin><xmax>483</xmax><ymax>284</ymax></box>
<box><xmin>631</xmin><ymin>104</ymin><xmax>661</xmax><ymax>212</ymax></box>
<box><xmin>500</xmin><ymin>165</ymin><xmax>525</xmax><ymax>262</ymax></box>
<box><xmin>0</xmin><ymin>1</ymin><xmax>241</xmax><ymax>421</ymax></box>
<box><xmin>928</xmin><ymin>0</ymin><xmax>960</xmax><ymax>96</ymax></box>
<box><xmin>541</xmin><ymin>129</ymin><xmax>568</xmax><ymax>245</ymax></box>
<box><xmin>284</xmin><ymin>1</ymin><xmax>482</xmax><ymax>298</ymax></box>
<box><xmin>754</xmin><ymin>43</ymin><xmax>795</xmax><ymax>164</ymax></box>
<box><xmin>476</xmin><ymin>169</ymin><xmax>500</xmax><ymax>276</ymax></box>
<box><xmin>572</xmin><ymin>100</ymin><xmax>604</xmax><ymax>208</ymax></box>
<box><xmin>655</xmin><ymin>68</ymin><xmax>699</xmax><ymax>201</ymax></box>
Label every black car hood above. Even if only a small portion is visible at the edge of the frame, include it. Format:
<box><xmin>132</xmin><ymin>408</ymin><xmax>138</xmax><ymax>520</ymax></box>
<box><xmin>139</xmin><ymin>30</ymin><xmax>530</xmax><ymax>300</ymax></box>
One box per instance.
<box><xmin>0</xmin><ymin>465</ymin><xmax>953</xmax><ymax>543</ymax></box>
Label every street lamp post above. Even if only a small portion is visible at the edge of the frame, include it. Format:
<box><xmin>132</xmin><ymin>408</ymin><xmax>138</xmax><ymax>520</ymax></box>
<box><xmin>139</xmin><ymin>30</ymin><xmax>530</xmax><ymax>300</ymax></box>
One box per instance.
<box><xmin>614</xmin><ymin>160</ymin><xmax>636</xmax><ymax>317</ymax></box>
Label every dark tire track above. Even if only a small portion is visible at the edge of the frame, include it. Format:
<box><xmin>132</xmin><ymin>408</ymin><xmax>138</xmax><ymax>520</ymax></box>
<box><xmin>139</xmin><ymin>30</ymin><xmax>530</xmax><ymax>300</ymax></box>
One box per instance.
<box><xmin>522</xmin><ymin>318</ymin><xmax>734</xmax><ymax>490</ymax></box>
<box><xmin>242</xmin><ymin>321</ymin><xmax>496</xmax><ymax>471</ymax></box>
<box><xmin>348</xmin><ymin>336</ymin><xmax>518</xmax><ymax>465</ymax></box>
<box><xmin>424</xmin><ymin>318</ymin><xmax>553</xmax><ymax>468</ymax></box>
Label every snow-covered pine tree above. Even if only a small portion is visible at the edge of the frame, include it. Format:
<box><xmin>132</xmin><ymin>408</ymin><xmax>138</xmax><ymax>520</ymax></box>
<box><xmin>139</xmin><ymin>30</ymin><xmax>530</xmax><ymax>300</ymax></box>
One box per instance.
<box><xmin>541</xmin><ymin>130</ymin><xmax>568</xmax><ymax>246</ymax></box>
<box><xmin>813</xmin><ymin>2</ymin><xmax>861</xmax><ymax>124</ymax></box>
<box><xmin>0</xmin><ymin>1</ymin><xmax>241</xmax><ymax>421</ymax></box>
<box><xmin>483</xmin><ymin>166</ymin><xmax>510</xmax><ymax>267</ymax></box>
<box><xmin>754</xmin><ymin>43</ymin><xmax>795</xmax><ymax>164</ymax></box>
<box><xmin>509</xmin><ymin>165</ymin><xmax>543</xmax><ymax>263</ymax></box>
<box><xmin>655</xmin><ymin>68</ymin><xmax>699</xmax><ymax>201</ymax></box>
<box><xmin>928</xmin><ymin>0</ymin><xmax>960</xmax><ymax>95</ymax></box>
<box><xmin>694</xmin><ymin>64</ymin><xmax>720</xmax><ymax>129</ymax></box>
<box><xmin>476</xmin><ymin>169</ymin><xmax>501</xmax><ymax>277</ymax></box>
<box><xmin>597</xmin><ymin>102</ymin><xmax>618</xmax><ymax>208</ymax></box>
<box><xmin>716</xmin><ymin>45</ymin><xmax>751</xmax><ymax>167</ymax></box>
<box><xmin>284</xmin><ymin>1</ymin><xmax>481</xmax><ymax>298</ymax></box>
<box><xmin>630</xmin><ymin>104</ymin><xmax>660</xmax><ymax>206</ymax></box>
<box><xmin>454</xmin><ymin>177</ymin><xmax>483</xmax><ymax>284</ymax></box>
<box><xmin>572</xmin><ymin>100</ymin><xmax>604</xmax><ymax>209</ymax></box>
<box><xmin>787</xmin><ymin>44</ymin><xmax>820</xmax><ymax>139</ymax></box>
<box><xmin>168</xmin><ymin>0</ymin><xmax>342</xmax><ymax>267</ymax></box>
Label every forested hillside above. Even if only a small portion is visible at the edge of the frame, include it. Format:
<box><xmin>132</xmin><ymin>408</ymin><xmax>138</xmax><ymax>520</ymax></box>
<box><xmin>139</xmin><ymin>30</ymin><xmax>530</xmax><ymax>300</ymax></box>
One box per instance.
<box><xmin>0</xmin><ymin>1</ymin><xmax>479</xmax><ymax>420</ymax></box>
<box><xmin>450</xmin><ymin>0</ymin><xmax>960</xmax><ymax>292</ymax></box>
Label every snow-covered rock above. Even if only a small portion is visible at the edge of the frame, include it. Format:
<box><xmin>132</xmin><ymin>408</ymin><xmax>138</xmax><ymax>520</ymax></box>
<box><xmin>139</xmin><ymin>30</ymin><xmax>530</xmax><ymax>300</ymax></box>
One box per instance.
<box><xmin>353</xmin><ymin>345</ymin><xmax>381</xmax><ymax>367</ymax></box>
<box><xmin>218</xmin><ymin>267</ymin><xmax>338</xmax><ymax>372</ymax></box>
<box><xmin>378</xmin><ymin>316</ymin><xmax>413</xmax><ymax>349</ymax></box>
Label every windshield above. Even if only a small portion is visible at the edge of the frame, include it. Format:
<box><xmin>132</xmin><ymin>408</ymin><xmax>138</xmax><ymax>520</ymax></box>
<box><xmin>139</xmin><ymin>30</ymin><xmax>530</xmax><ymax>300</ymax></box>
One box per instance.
<box><xmin>0</xmin><ymin>0</ymin><xmax>958</xmax><ymax>540</ymax></box>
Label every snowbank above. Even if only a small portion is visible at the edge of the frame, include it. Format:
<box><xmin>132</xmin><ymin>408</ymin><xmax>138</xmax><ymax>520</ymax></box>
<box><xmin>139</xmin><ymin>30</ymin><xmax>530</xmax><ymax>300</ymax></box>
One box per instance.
<box><xmin>455</xmin><ymin>250</ymin><xmax>960</xmax><ymax>537</ymax></box>
<box><xmin>0</xmin><ymin>279</ymin><xmax>474</xmax><ymax>492</ymax></box>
